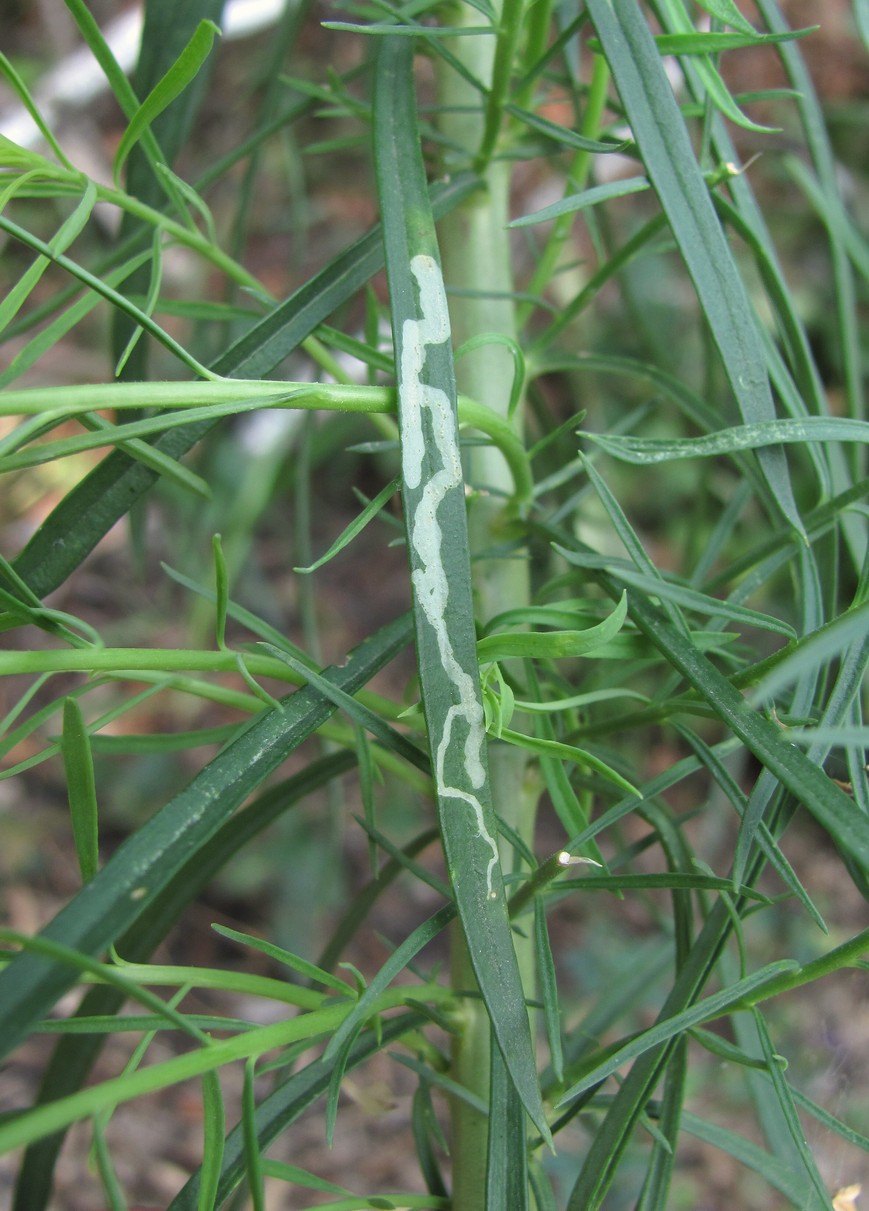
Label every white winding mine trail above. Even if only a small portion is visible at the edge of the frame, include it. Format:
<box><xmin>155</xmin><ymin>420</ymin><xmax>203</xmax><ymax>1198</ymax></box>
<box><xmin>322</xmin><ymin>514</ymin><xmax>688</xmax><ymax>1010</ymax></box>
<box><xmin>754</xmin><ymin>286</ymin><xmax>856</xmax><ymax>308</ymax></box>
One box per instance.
<box><xmin>401</xmin><ymin>254</ymin><xmax>500</xmax><ymax>897</ymax></box>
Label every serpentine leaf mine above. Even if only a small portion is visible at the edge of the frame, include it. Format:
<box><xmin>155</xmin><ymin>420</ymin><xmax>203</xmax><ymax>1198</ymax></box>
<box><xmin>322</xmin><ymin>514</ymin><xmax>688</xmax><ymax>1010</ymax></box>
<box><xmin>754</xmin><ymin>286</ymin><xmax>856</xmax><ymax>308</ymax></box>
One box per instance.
<box><xmin>401</xmin><ymin>253</ymin><xmax>500</xmax><ymax>897</ymax></box>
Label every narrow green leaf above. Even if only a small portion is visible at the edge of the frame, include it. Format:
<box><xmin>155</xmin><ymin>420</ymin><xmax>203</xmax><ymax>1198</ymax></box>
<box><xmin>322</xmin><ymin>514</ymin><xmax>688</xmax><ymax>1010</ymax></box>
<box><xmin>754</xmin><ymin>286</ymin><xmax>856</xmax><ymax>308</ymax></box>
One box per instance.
<box><xmin>498</xmin><ymin>727</ymin><xmax>640</xmax><ymax>798</ymax></box>
<box><xmin>562</xmin><ymin>905</ymin><xmax>724</xmax><ymax>1209</ymax></box>
<box><xmin>132</xmin><ymin>0</ymin><xmax>226</xmax><ymax>162</ymax></box>
<box><xmin>512</xmin><ymin>687</ymin><xmax>649</xmax><ymax>715</ymax></box>
<box><xmin>322</xmin><ymin>20</ymin><xmax>493</xmax><ymax>36</ymax></box>
<box><xmin>477</xmin><ymin>592</ymin><xmax>627</xmax><ymax>660</ymax></box>
<box><xmin>68</xmin><ymin>960</ymin><xmax>323</xmax><ymax>1012</ymax></box>
<box><xmin>355</xmin><ymin>719</ymin><xmax>379</xmax><ymax>876</ymax></box>
<box><xmin>585</xmin><ymin>416</ymin><xmax>869</xmax><ymax>463</ymax></box>
<box><xmin>113</xmin><ymin>20</ymin><xmax>221</xmax><ymax>187</ymax></box>
<box><xmin>756</xmin><ymin>0</ymin><xmax>864</xmax><ymax>430</ymax></box>
<box><xmin>0</xmin><ymin>212</ymin><xmax>213</xmax><ymax>379</ymax></box>
<box><xmin>485</xmin><ymin>1039</ymin><xmax>529</xmax><ymax>1211</ymax></box>
<box><xmin>212</xmin><ymin>534</ymin><xmax>229</xmax><ymax>650</ymax></box>
<box><xmin>316</xmin><ymin>827</ymin><xmax>442</xmax><ymax>974</ymax></box>
<box><xmin>0</xmin><ymin>180</ymin><xmax>97</xmax><ymax>333</ymax></box>
<box><xmin>199</xmin><ymin>1070</ymin><xmax>225</xmax><ymax>1211</ymax></box>
<box><xmin>324</xmin><ymin>1025</ymin><xmax>361</xmax><ymax>1149</ymax></box>
<box><xmin>694</xmin><ymin>0</ymin><xmax>757</xmax><ymax>36</ymax></box>
<box><xmin>689</xmin><ymin>1025</ymin><xmax>767</xmax><ymax>1069</ymax></box>
<box><xmin>210</xmin><ymin>925</ymin><xmax>352</xmax><ymax>994</ymax></box>
<box><xmin>351</xmin><ymin>816</ymin><xmax>449</xmax><ymax>900</ymax></box>
<box><xmin>533</xmin><ymin>898</ymin><xmax>563</xmax><ymax>1084</ymax></box>
<box><xmin>510</xmin><ymin>175</ymin><xmax>650</xmax><ymax>228</ymax></box>
<box><xmin>10</xmin><ymin>754</ymin><xmax>357</xmax><ymax>1211</ymax></box>
<box><xmin>63</xmin><ymin>0</ymin><xmax>145</xmax><ymax>120</ymax></box>
<box><xmin>571</xmin><ymin>558</ymin><xmax>795</xmax><ymax>639</ymax></box>
<box><xmin>0</xmin><ymin>613</ymin><xmax>412</xmax><ymax>1063</ymax></box>
<box><xmin>0</xmin><ymin>933</ymin><xmax>211</xmax><ymax>1042</ymax></box>
<box><xmin>322</xmin><ymin>906</ymin><xmax>456</xmax><ymax>1066</ymax></box>
<box><xmin>241</xmin><ymin>1060</ymin><xmax>266</xmax><ymax>1211</ymax></box>
<box><xmin>504</xmin><ymin>103</ymin><xmax>627</xmax><ymax>153</ymax></box>
<box><xmin>111</xmin><ymin>0</ymin><xmax>227</xmax><ymax>381</ymax></box>
<box><xmin>91</xmin><ymin>1117</ymin><xmax>126</xmax><ymax>1211</ymax></box>
<box><xmin>673</xmin><ymin>723</ymin><xmax>827</xmax><ymax>930</ymax></box>
<box><xmin>747</xmin><ymin>601</ymin><xmax>869</xmax><ymax>707</ymax></box>
<box><xmin>60</xmin><ymin>698</ymin><xmax>99</xmax><ymax>884</ymax></box>
<box><xmin>35</xmin><ymin>1014</ymin><xmax>253</xmax><ymax>1035</ymax></box>
<box><xmin>790</xmin><ymin>1084</ymin><xmax>869</xmax><ymax>1152</ymax></box>
<box><xmin>63</xmin><ymin>0</ymin><xmax>186</xmax><ymax>220</ymax></box>
<box><xmin>259</xmin><ymin>643</ymin><xmax>430</xmax><ymax>773</ymax></box>
<box><xmin>0</xmin><ymin>995</ymin><xmax>353</xmax><ymax>1154</ymax></box>
<box><xmin>391</xmin><ymin>1052</ymin><xmax>489</xmax><ymax>1117</ymax></box>
<box><xmin>558</xmin><ymin>960</ymin><xmax>798</xmax><ymax>1105</ymax></box>
<box><xmin>730</xmin><ymin>927</ymin><xmax>869</xmax><ymax>1012</ymax></box>
<box><xmin>475</xmin><ymin>0</ymin><xmax>527</xmax><ymax>171</ymax></box>
<box><xmin>680</xmin><ymin>1111</ymin><xmax>831</xmax><ymax>1207</ymax></box>
<box><xmin>161</xmin><ymin>563</ymin><xmax>311</xmax><ymax>660</ymax></box>
<box><xmin>77</xmin><ymin>411</ymin><xmax>212</xmax><ymax>499</ymax></box>
<box><xmin>294</xmin><ymin>476</ymin><xmax>400</xmax><ymax>573</ymax></box>
<box><xmin>528</xmin><ymin>1161</ymin><xmax>558</xmax><ymax>1211</ymax></box>
<box><xmin>569</xmin><ymin>455</ymin><xmax>689</xmax><ymax>636</ymax></box>
<box><xmin>411</xmin><ymin>1082</ymin><xmax>449</xmax><ymax>1198</ymax></box>
<box><xmin>259</xmin><ymin>1161</ymin><xmax>349</xmax><ymax>1194</ymax></box>
<box><xmin>615</xmin><ymin>590</ymin><xmax>869</xmax><ymax>872</ymax></box>
<box><xmin>112</xmin><ymin>231</ymin><xmax>164</xmax><ymax>377</ymax></box>
<box><xmin>0</xmin><ymin>251</ymin><xmax>150</xmax><ymax>389</ymax></box>
<box><xmin>653</xmin><ymin>28</ymin><xmax>815</xmax><ymax>54</ymax></box>
<box><xmin>0</xmin><ymin>55</ymin><xmax>76</xmax><ymax>169</ymax></box>
<box><xmin>553</xmin><ymin>873</ymin><xmax>770</xmax><ymax>899</ymax></box>
<box><xmin>373</xmin><ymin>34</ymin><xmax>550</xmax><ymax>1147</ymax></box>
<box><xmin>751</xmin><ymin>1008</ymin><xmax>831</xmax><ymax>1206</ymax></box>
<box><xmin>455</xmin><ymin>332</ymin><xmax>525</xmax><ymax>420</ymax></box>
<box><xmin>563</xmin><ymin>541</ymin><xmax>833</xmax><ymax>848</ymax></box>
<box><xmin>634</xmin><ymin>1037</ymin><xmax>686</xmax><ymax>1211</ymax></box>
<box><xmin>166</xmin><ymin>1012</ymin><xmax>427</xmax><ymax>1211</ymax></box>
<box><xmin>586</xmin><ymin>0</ymin><xmax>804</xmax><ymax>535</ymax></box>
<box><xmin>651</xmin><ymin>0</ymin><xmax>779</xmax><ymax>132</ymax></box>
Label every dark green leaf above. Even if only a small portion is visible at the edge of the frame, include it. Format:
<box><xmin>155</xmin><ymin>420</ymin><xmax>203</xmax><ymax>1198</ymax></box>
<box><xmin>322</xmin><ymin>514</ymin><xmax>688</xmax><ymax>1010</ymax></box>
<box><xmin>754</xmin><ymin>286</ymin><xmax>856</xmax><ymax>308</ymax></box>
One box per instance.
<box><xmin>586</xmin><ymin>0</ymin><xmax>803</xmax><ymax>535</ymax></box>
<box><xmin>60</xmin><ymin>699</ymin><xmax>99</xmax><ymax>884</ymax></box>
<box><xmin>373</xmin><ymin>34</ymin><xmax>550</xmax><ymax>1147</ymax></box>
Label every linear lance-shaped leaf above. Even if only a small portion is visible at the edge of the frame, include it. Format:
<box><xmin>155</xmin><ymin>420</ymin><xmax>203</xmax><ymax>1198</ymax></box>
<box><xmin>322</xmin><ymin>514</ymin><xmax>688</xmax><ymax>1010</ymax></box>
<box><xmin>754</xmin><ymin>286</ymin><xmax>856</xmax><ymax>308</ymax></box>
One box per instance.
<box><xmin>373</xmin><ymin>33</ymin><xmax>550</xmax><ymax>1147</ymax></box>
<box><xmin>586</xmin><ymin>0</ymin><xmax>804</xmax><ymax>537</ymax></box>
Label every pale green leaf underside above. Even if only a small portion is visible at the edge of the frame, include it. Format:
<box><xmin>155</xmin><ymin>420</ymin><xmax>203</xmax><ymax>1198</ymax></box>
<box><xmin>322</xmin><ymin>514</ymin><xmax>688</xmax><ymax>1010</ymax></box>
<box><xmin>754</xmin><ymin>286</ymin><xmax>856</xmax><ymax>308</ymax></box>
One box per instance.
<box><xmin>586</xmin><ymin>416</ymin><xmax>869</xmax><ymax>463</ymax></box>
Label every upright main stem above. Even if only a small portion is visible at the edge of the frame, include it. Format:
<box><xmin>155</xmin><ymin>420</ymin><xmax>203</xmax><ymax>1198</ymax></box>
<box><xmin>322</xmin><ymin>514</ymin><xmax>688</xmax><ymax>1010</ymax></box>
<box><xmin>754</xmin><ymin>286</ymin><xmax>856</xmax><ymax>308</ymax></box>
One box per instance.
<box><xmin>436</xmin><ymin>8</ymin><xmax>539</xmax><ymax>1206</ymax></box>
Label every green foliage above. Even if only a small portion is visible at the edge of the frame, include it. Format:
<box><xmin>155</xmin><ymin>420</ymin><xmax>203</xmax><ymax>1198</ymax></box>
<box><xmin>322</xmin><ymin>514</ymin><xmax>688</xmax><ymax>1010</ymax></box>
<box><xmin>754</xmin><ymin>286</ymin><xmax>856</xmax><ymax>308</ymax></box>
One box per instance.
<box><xmin>0</xmin><ymin>0</ymin><xmax>866</xmax><ymax>1208</ymax></box>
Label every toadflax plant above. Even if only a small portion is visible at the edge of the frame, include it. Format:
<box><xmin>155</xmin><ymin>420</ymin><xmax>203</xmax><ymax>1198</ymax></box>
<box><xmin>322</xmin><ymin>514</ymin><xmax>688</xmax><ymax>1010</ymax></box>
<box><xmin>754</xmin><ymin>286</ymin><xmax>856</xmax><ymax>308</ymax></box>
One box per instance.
<box><xmin>0</xmin><ymin>0</ymin><xmax>868</xmax><ymax>1207</ymax></box>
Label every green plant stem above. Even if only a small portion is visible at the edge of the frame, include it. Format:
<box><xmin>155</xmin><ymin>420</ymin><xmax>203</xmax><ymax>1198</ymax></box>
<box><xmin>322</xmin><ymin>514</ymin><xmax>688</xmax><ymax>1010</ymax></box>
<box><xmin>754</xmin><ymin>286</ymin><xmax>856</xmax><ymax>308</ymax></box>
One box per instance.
<box><xmin>475</xmin><ymin>0</ymin><xmax>526</xmax><ymax>172</ymax></box>
<box><xmin>734</xmin><ymin>926</ymin><xmax>869</xmax><ymax>1008</ymax></box>
<box><xmin>0</xmin><ymin>649</ymin><xmax>306</xmax><ymax>679</ymax></box>
<box><xmin>448</xmin><ymin>923</ymin><xmax>492</xmax><ymax>1209</ymax></box>
<box><xmin>513</xmin><ymin>0</ymin><xmax>555</xmax><ymax>112</ymax></box>
<box><xmin>0</xmin><ymin>384</ymin><xmax>532</xmax><ymax>503</ymax></box>
<box><xmin>507</xmin><ymin>848</ymin><xmax>577</xmax><ymax>919</ymax></box>
<box><xmin>0</xmin><ymin>379</ymin><xmax>388</xmax><ymax>415</ymax></box>
<box><xmin>8</xmin><ymin>163</ymin><xmax>264</xmax><ymax>294</ymax></box>
<box><xmin>517</xmin><ymin>50</ymin><xmax>611</xmax><ymax>329</ymax></box>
